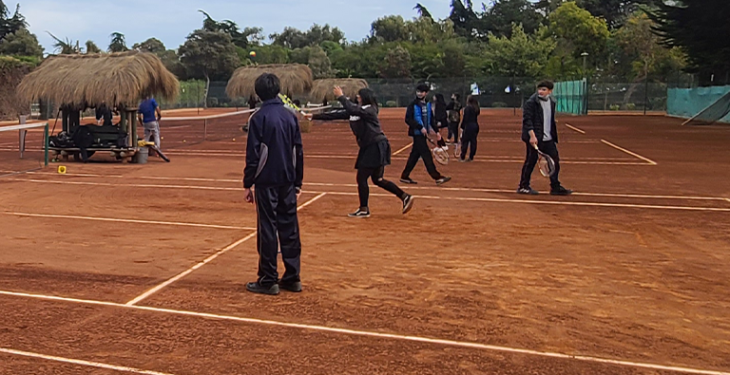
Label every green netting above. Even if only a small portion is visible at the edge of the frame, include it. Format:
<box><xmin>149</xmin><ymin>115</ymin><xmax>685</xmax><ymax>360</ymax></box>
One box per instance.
<box><xmin>553</xmin><ymin>79</ymin><xmax>587</xmax><ymax>115</ymax></box>
<box><xmin>668</xmin><ymin>86</ymin><xmax>730</xmax><ymax>125</ymax></box>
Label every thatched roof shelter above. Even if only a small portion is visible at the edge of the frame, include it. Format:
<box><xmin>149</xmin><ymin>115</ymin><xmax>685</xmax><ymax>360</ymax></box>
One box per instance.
<box><xmin>17</xmin><ymin>51</ymin><xmax>179</xmax><ymax>109</ymax></box>
<box><xmin>226</xmin><ymin>64</ymin><xmax>313</xmax><ymax>99</ymax></box>
<box><xmin>310</xmin><ymin>78</ymin><xmax>369</xmax><ymax>102</ymax></box>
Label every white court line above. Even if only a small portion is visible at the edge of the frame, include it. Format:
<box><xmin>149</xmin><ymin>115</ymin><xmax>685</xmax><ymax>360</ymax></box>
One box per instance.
<box><xmin>601</xmin><ymin>139</ymin><xmax>658</xmax><ymax>165</ymax></box>
<box><xmin>392</xmin><ymin>142</ymin><xmax>413</xmax><ymax>156</ymax></box>
<box><xmin>0</xmin><ymin>347</ymin><xmax>175</xmax><ymax>375</ymax></box>
<box><xmin>24</xmin><ymin>171</ymin><xmax>730</xmax><ymax>201</ymax></box>
<box><xmin>0</xmin><ymin>291</ymin><xmax>727</xmax><ymax>375</ymax></box>
<box><xmin>15</xmin><ymin>179</ymin><xmax>730</xmax><ymax>212</ymax></box>
<box><xmin>564</xmin><ymin>123</ymin><xmax>586</xmax><ymax>134</ymax></box>
<box><xmin>125</xmin><ymin>192</ymin><xmax>327</xmax><ymax>306</ymax></box>
<box><xmin>2</xmin><ymin>212</ymin><xmax>254</xmax><ymax>231</ymax></box>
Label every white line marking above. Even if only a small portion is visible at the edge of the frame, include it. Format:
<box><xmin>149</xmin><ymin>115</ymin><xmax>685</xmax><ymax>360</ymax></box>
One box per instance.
<box><xmin>14</xmin><ymin>180</ymin><xmax>730</xmax><ymax>212</ymax></box>
<box><xmin>0</xmin><ymin>290</ymin><xmax>727</xmax><ymax>375</ymax></box>
<box><xmin>392</xmin><ymin>142</ymin><xmax>413</xmax><ymax>156</ymax></box>
<box><xmin>564</xmin><ymin>123</ymin><xmax>586</xmax><ymax>134</ymax></box>
<box><xmin>21</xmin><ymin>172</ymin><xmax>729</xmax><ymax>202</ymax></box>
<box><xmin>3</xmin><ymin>212</ymin><xmax>255</xmax><ymax>231</ymax></box>
<box><xmin>601</xmin><ymin>139</ymin><xmax>658</xmax><ymax>165</ymax></box>
<box><xmin>0</xmin><ymin>347</ymin><xmax>176</xmax><ymax>375</ymax></box>
<box><xmin>125</xmin><ymin>193</ymin><xmax>326</xmax><ymax>306</ymax></box>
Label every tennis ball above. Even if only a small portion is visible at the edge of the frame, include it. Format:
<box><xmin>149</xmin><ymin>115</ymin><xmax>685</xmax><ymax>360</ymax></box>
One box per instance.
<box><xmin>58</xmin><ymin>166</ymin><xmax>67</xmax><ymax>174</ymax></box>
<box><xmin>249</xmin><ymin>51</ymin><xmax>256</xmax><ymax>57</ymax></box>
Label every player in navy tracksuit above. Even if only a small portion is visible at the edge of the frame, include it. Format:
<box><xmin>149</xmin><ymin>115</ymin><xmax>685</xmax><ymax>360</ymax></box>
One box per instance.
<box><xmin>243</xmin><ymin>73</ymin><xmax>304</xmax><ymax>295</ymax></box>
<box><xmin>400</xmin><ymin>83</ymin><xmax>451</xmax><ymax>186</ymax></box>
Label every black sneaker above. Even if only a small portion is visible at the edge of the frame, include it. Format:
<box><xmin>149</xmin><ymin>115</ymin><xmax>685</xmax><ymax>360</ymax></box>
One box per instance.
<box><xmin>245</xmin><ymin>282</ymin><xmax>280</xmax><ymax>295</ymax></box>
<box><xmin>550</xmin><ymin>186</ymin><xmax>573</xmax><ymax>196</ymax></box>
<box><xmin>348</xmin><ymin>209</ymin><xmax>371</xmax><ymax>218</ymax></box>
<box><xmin>402</xmin><ymin>195</ymin><xmax>414</xmax><ymax>214</ymax></box>
<box><xmin>517</xmin><ymin>187</ymin><xmax>539</xmax><ymax>195</ymax></box>
<box><xmin>400</xmin><ymin>178</ymin><xmax>417</xmax><ymax>185</ymax></box>
<box><xmin>436</xmin><ymin>176</ymin><xmax>451</xmax><ymax>185</ymax></box>
<box><xmin>279</xmin><ymin>281</ymin><xmax>302</xmax><ymax>293</ymax></box>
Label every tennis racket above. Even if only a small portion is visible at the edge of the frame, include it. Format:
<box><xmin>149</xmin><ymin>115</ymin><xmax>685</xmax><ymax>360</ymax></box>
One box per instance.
<box><xmin>534</xmin><ymin>144</ymin><xmax>555</xmax><ymax>177</ymax></box>
<box><xmin>427</xmin><ymin>133</ymin><xmax>449</xmax><ymax>165</ymax></box>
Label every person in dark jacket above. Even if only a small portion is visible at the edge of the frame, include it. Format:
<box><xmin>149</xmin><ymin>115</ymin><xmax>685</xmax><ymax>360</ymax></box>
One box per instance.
<box><xmin>445</xmin><ymin>94</ymin><xmax>462</xmax><ymax>144</ymax></box>
<box><xmin>243</xmin><ymin>73</ymin><xmax>305</xmax><ymax>295</ymax></box>
<box><xmin>459</xmin><ymin>95</ymin><xmax>480</xmax><ymax>162</ymax></box>
<box><xmin>95</xmin><ymin>102</ymin><xmax>114</xmax><ymax>126</ymax></box>
<box><xmin>319</xmin><ymin>86</ymin><xmax>415</xmax><ymax>218</ymax></box>
<box><xmin>400</xmin><ymin>83</ymin><xmax>451</xmax><ymax>186</ymax></box>
<box><xmin>433</xmin><ymin>93</ymin><xmax>448</xmax><ymax>130</ymax></box>
<box><xmin>518</xmin><ymin>80</ymin><xmax>572</xmax><ymax>196</ymax></box>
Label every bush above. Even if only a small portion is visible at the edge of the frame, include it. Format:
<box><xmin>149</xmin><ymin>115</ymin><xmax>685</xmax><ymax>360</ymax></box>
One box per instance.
<box><xmin>625</xmin><ymin>103</ymin><xmax>636</xmax><ymax>110</ymax></box>
<box><xmin>491</xmin><ymin>101</ymin><xmax>508</xmax><ymax>108</ymax></box>
<box><xmin>207</xmin><ymin>97</ymin><xmax>219</xmax><ymax>107</ymax></box>
<box><xmin>231</xmin><ymin>98</ymin><xmax>247</xmax><ymax>108</ymax></box>
<box><xmin>385</xmin><ymin>100</ymin><xmax>398</xmax><ymax>108</ymax></box>
<box><xmin>610</xmin><ymin>104</ymin><xmax>620</xmax><ymax>111</ymax></box>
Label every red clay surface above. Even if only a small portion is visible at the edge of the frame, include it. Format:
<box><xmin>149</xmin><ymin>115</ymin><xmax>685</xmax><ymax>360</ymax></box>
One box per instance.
<box><xmin>1</xmin><ymin>108</ymin><xmax>729</xmax><ymax>374</ymax></box>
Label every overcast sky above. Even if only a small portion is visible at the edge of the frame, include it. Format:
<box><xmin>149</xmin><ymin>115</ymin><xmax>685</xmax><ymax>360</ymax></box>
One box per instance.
<box><xmin>19</xmin><ymin>0</ymin><xmax>456</xmax><ymax>53</ymax></box>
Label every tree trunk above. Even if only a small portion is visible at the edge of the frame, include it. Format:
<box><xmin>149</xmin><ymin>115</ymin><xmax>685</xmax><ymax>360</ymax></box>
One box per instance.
<box><xmin>203</xmin><ymin>74</ymin><xmax>210</xmax><ymax>109</ymax></box>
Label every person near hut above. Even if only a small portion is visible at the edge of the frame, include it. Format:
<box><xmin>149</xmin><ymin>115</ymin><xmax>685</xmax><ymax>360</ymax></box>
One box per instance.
<box><xmin>248</xmin><ymin>95</ymin><xmax>259</xmax><ymax>109</ymax></box>
<box><xmin>243</xmin><ymin>73</ymin><xmax>304</xmax><ymax>295</ymax></box>
<box><xmin>433</xmin><ymin>93</ymin><xmax>449</xmax><ymax>135</ymax></box>
<box><xmin>445</xmin><ymin>94</ymin><xmax>462</xmax><ymax>144</ymax></box>
<box><xmin>459</xmin><ymin>95</ymin><xmax>481</xmax><ymax>162</ymax></box>
<box><xmin>400</xmin><ymin>83</ymin><xmax>451</xmax><ymax>186</ymax></box>
<box><xmin>307</xmin><ymin>86</ymin><xmax>414</xmax><ymax>218</ymax></box>
<box><xmin>95</xmin><ymin>102</ymin><xmax>114</xmax><ymax>126</ymax></box>
<box><xmin>138</xmin><ymin>95</ymin><xmax>163</xmax><ymax>151</ymax></box>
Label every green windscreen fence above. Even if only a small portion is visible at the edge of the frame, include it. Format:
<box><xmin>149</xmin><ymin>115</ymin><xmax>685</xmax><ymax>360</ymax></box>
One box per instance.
<box><xmin>668</xmin><ymin>86</ymin><xmax>730</xmax><ymax>125</ymax></box>
<box><xmin>553</xmin><ymin>79</ymin><xmax>587</xmax><ymax>115</ymax></box>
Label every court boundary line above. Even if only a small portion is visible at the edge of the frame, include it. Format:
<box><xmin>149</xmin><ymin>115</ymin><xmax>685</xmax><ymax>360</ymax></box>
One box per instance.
<box><xmin>601</xmin><ymin>139</ymin><xmax>658</xmax><ymax>165</ymax></box>
<box><xmin>2</xmin><ymin>212</ymin><xmax>255</xmax><ymax>231</ymax></box>
<box><xmin>15</xmin><ymin>179</ymin><xmax>730</xmax><ymax>212</ymax></box>
<box><xmin>19</xmin><ymin>172</ymin><xmax>729</xmax><ymax>202</ymax></box>
<box><xmin>0</xmin><ymin>347</ymin><xmax>176</xmax><ymax>375</ymax></box>
<box><xmin>392</xmin><ymin>142</ymin><xmax>413</xmax><ymax>155</ymax></box>
<box><xmin>125</xmin><ymin>192</ymin><xmax>327</xmax><ymax>306</ymax></box>
<box><xmin>564</xmin><ymin>123</ymin><xmax>586</xmax><ymax>134</ymax></box>
<box><xmin>1</xmin><ymin>290</ymin><xmax>728</xmax><ymax>375</ymax></box>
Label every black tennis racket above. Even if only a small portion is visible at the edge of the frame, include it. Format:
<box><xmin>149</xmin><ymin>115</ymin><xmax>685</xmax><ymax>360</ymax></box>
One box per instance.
<box><xmin>534</xmin><ymin>144</ymin><xmax>555</xmax><ymax>177</ymax></box>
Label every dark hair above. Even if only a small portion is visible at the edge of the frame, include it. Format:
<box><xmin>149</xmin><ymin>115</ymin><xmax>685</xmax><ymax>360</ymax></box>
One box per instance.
<box><xmin>416</xmin><ymin>83</ymin><xmax>430</xmax><ymax>92</ymax></box>
<box><xmin>255</xmin><ymin>73</ymin><xmax>281</xmax><ymax>101</ymax></box>
<box><xmin>293</xmin><ymin>99</ymin><xmax>301</xmax><ymax>107</ymax></box>
<box><xmin>537</xmin><ymin>80</ymin><xmax>554</xmax><ymax>90</ymax></box>
<box><xmin>434</xmin><ymin>93</ymin><xmax>446</xmax><ymax>106</ymax></box>
<box><xmin>467</xmin><ymin>95</ymin><xmax>480</xmax><ymax>114</ymax></box>
<box><xmin>452</xmin><ymin>93</ymin><xmax>461</xmax><ymax>102</ymax></box>
<box><xmin>358</xmin><ymin>88</ymin><xmax>378</xmax><ymax>108</ymax></box>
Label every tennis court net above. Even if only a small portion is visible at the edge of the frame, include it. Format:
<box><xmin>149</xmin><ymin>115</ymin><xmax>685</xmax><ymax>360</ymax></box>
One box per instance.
<box><xmin>0</xmin><ymin>122</ymin><xmax>49</xmax><ymax>177</ymax></box>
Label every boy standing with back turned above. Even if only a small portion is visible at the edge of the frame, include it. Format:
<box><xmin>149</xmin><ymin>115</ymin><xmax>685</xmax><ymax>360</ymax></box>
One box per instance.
<box><xmin>243</xmin><ymin>73</ymin><xmax>304</xmax><ymax>296</ymax></box>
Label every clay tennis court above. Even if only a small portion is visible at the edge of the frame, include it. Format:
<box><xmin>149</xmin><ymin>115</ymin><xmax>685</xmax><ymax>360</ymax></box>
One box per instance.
<box><xmin>1</xmin><ymin>108</ymin><xmax>729</xmax><ymax>375</ymax></box>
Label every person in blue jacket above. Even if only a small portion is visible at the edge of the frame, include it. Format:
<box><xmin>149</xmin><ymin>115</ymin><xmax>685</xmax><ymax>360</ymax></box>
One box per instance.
<box><xmin>399</xmin><ymin>83</ymin><xmax>451</xmax><ymax>186</ymax></box>
<box><xmin>243</xmin><ymin>73</ymin><xmax>304</xmax><ymax>296</ymax></box>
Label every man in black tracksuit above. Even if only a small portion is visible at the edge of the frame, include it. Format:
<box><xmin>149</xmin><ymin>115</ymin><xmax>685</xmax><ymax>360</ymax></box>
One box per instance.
<box><xmin>518</xmin><ymin>80</ymin><xmax>572</xmax><ymax>196</ymax></box>
<box><xmin>243</xmin><ymin>73</ymin><xmax>304</xmax><ymax>295</ymax></box>
<box><xmin>400</xmin><ymin>83</ymin><xmax>451</xmax><ymax>186</ymax></box>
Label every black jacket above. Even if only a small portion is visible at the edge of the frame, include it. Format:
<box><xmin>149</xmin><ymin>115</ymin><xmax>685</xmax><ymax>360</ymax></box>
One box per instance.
<box><xmin>460</xmin><ymin>105</ymin><xmax>480</xmax><ymax>129</ymax></box>
<box><xmin>243</xmin><ymin>97</ymin><xmax>304</xmax><ymax>189</ymax></box>
<box><xmin>337</xmin><ymin>96</ymin><xmax>387</xmax><ymax>149</ymax></box>
<box><xmin>522</xmin><ymin>93</ymin><xmax>558</xmax><ymax>143</ymax></box>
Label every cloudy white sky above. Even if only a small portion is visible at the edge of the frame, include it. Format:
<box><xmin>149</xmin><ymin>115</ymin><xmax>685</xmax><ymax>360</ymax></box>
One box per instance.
<box><xmin>17</xmin><ymin>0</ymin><xmax>455</xmax><ymax>53</ymax></box>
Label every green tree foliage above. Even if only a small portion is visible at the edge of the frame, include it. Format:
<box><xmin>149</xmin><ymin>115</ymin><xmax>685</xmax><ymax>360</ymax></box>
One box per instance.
<box><xmin>85</xmin><ymin>40</ymin><xmax>101</xmax><ymax>54</ymax></box>
<box><xmin>0</xmin><ymin>27</ymin><xmax>42</xmax><ymax>56</ymax></box>
<box><xmin>650</xmin><ymin>0</ymin><xmax>730</xmax><ymax>82</ymax></box>
<box><xmin>108</xmin><ymin>32</ymin><xmax>128</xmax><ymax>52</ymax></box>
<box><xmin>133</xmin><ymin>38</ymin><xmax>165</xmax><ymax>54</ymax></box>
<box><xmin>615</xmin><ymin>11</ymin><xmax>685</xmax><ymax>80</ymax></box>
<box><xmin>270</xmin><ymin>24</ymin><xmax>344</xmax><ymax>49</ymax></box>
<box><xmin>481</xmin><ymin>23</ymin><xmax>556</xmax><ymax>78</ymax></box>
<box><xmin>0</xmin><ymin>1</ymin><xmax>26</xmax><ymax>42</ymax></box>
<box><xmin>198</xmin><ymin>10</ymin><xmax>262</xmax><ymax>49</ymax></box>
<box><xmin>575</xmin><ymin>0</ymin><xmax>649</xmax><ymax>29</ymax></box>
<box><xmin>47</xmin><ymin>32</ymin><xmax>81</xmax><ymax>54</ymax></box>
<box><xmin>308</xmin><ymin>45</ymin><xmax>334</xmax><ymax>79</ymax></box>
<box><xmin>548</xmin><ymin>2</ymin><xmax>609</xmax><ymax>60</ymax></box>
<box><xmin>480</xmin><ymin>0</ymin><xmax>544</xmax><ymax>38</ymax></box>
<box><xmin>379</xmin><ymin>45</ymin><xmax>412</xmax><ymax>78</ymax></box>
<box><xmin>179</xmin><ymin>29</ymin><xmax>239</xmax><ymax>81</ymax></box>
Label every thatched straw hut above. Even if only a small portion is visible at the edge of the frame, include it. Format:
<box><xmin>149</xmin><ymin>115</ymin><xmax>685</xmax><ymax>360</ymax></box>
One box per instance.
<box><xmin>226</xmin><ymin>64</ymin><xmax>313</xmax><ymax>99</ymax></box>
<box><xmin>17</xmin><ymin>51</ymin><xmax>179</xmax><ymax>109</ymax></box>
<box><xmin>310</xmin><ymin>78</ymin><xmax>368</xmax><ymax>102</ymax></box>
